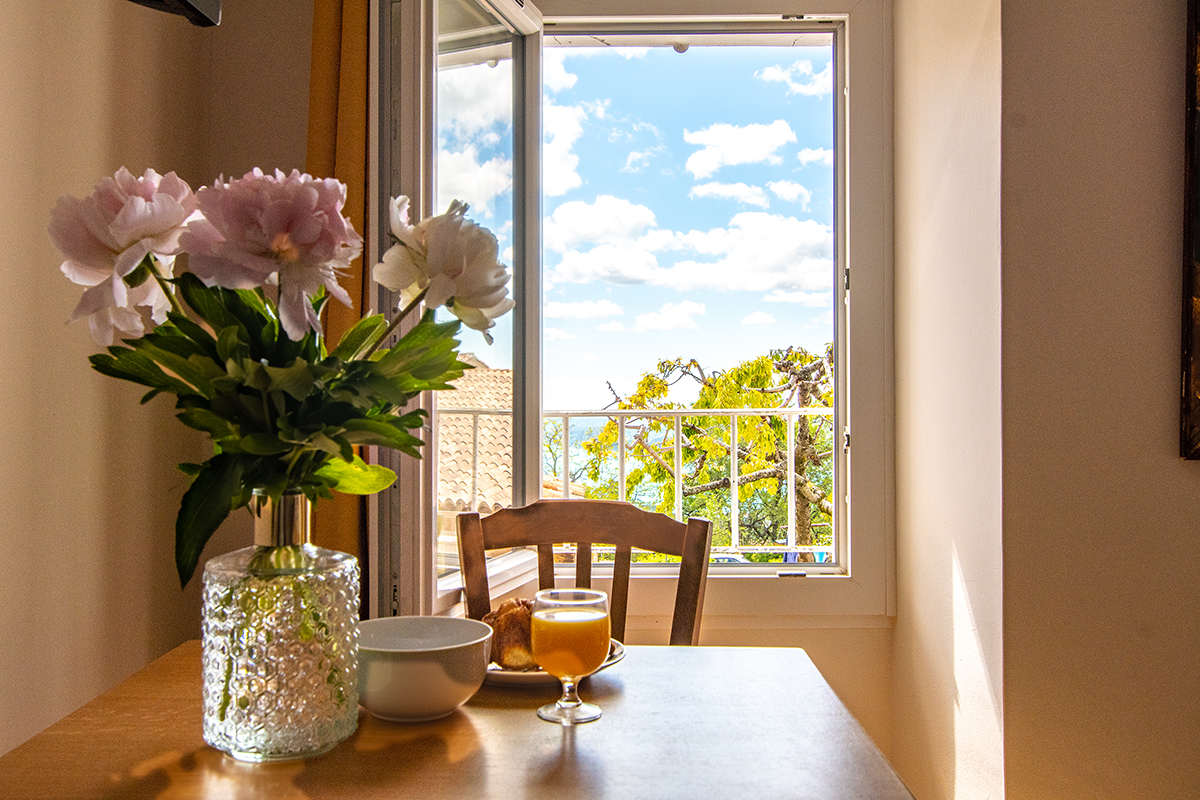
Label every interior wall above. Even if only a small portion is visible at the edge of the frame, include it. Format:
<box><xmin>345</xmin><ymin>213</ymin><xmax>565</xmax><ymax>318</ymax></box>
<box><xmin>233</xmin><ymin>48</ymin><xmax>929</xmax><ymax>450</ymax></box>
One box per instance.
<box><xmin>1001</xmin><ymin>1</ymin><xmax>1200</xmax><ymax>797</ymax></box>
<box><xmin>892</xmin><ymin>0</ymin><xmax>1005</xmax><ymax>798</ymax></box>
<box><xmin>0</xmin><ymin>0</ymin><xmax>310</xmax><ymax>757</ymax></box>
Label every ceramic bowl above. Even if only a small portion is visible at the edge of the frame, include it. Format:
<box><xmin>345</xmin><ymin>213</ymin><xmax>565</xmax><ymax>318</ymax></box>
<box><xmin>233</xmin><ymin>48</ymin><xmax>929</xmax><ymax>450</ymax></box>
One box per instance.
<box><xmin>358</xmin><ymin>616</ymin><xmax>494</xmax><ymax>722</ymax></box>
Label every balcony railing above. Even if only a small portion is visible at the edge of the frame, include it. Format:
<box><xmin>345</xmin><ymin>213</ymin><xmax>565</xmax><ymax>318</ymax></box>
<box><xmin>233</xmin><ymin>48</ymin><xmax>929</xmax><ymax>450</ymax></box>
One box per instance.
<box><xmin>438</xmin><ymin>406</ymin><xmax>836</xmax><ymax>562</ymax></box>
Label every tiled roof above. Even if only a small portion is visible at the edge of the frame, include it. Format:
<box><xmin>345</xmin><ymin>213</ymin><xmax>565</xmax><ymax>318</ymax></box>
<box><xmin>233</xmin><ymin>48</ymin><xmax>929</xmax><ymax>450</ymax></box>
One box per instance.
<box><xmin>436</xmin><ymin>355</ymin><xmax>513</xmax><ymax>513</ymax></box>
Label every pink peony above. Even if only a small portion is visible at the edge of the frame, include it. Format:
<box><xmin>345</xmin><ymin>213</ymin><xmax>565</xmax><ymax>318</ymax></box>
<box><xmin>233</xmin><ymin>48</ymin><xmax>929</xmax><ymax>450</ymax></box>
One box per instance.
<box><xmin>182</xmin><ymin>169</ymin><xmax>363</xmax><ymax>340</ymax></box>
<box><xmin>49</xmin><ymin>167</ymin><xmax>196</xmax><ymax>345</ymax></box>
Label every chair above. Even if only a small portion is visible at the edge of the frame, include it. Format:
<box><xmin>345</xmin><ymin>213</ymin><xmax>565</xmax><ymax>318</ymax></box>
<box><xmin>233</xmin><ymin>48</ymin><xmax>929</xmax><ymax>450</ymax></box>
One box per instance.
<box><xmin>456</xmin><ymin>498</ymin><xmax>713</xmax><ymax>645</ymax></box>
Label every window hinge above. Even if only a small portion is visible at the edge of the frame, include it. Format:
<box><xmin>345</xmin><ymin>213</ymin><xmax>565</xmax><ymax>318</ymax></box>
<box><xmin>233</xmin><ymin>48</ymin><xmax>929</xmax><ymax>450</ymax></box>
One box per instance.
<box><xmin>843</xmin><ymin>267</ymin><xmax>850</xmax><ymax>291</ymax></box>
<box><xmin>843</xmin><ymin>428</ymin><xmax>850</xmax><ymax>452</ymax></box>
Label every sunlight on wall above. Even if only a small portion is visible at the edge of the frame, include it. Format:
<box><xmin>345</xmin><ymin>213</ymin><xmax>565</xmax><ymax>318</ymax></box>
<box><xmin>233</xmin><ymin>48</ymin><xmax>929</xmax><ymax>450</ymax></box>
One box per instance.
<box><xmin>952</xmin><ymin>547</ymin><xmax>1003</xmax><ymax>799</ymax></box>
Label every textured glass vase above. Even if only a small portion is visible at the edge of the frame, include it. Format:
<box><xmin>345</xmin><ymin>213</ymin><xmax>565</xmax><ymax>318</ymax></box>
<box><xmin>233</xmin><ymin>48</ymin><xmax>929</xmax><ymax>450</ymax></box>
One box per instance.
<box><xmin>201</xmin><ymin>491</ymin><xmax>359</xmax><ymax>761</ymax></box>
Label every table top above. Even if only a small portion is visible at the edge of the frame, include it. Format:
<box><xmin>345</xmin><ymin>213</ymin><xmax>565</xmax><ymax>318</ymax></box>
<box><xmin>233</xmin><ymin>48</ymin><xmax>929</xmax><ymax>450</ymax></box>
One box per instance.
<box><xmin>0</xmin><ymin>640</ymin><xmax>912</xmax><ymax>800</ymax></box>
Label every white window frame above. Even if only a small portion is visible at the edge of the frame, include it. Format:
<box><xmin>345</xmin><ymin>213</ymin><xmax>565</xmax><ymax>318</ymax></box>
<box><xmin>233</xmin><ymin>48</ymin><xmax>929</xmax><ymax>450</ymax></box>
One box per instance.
<box><xmin>370</xmin><ymin>0</ymin><xmax>894</xmax><ymax>630</ymax></box>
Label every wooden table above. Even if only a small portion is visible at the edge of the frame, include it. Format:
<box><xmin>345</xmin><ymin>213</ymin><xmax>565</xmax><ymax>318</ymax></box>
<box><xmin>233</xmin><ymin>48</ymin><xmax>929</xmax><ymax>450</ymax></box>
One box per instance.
<box><xmin>0</xmin><ymin>640</ymin><xmax>912</xmax><ymax>799</ymax></box>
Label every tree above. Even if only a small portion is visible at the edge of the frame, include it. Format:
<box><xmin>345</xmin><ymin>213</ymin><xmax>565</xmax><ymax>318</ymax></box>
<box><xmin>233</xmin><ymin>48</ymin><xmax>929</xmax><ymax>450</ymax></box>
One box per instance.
<box><xmin>574</xmin><ymin>346</ymin><xmax>835</xmax><ymax>562</ymax></box>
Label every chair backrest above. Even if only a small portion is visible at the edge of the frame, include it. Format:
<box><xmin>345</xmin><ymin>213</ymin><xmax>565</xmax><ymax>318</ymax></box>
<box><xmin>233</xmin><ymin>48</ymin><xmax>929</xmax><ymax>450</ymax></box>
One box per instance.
<box><xmin>456</xmin><ymin>498</ymin><xmax>712</xmax><ymax>645</ymax></box>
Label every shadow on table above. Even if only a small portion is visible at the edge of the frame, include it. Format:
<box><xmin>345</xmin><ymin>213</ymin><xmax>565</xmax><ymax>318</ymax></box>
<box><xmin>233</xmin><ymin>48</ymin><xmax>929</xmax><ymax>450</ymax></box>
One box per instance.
<box><xmin>95</xmin><ymin>710</ymin><xmax>487</xmax><ymax>799</ymax></box>
<box><xmin>525</xmin><ymin>723</ymin><xmax>609</xmax><ymax>800</ymax></box>
<box><xmin>297</xmin><ymin>709</ymin><xmax>487</xmax><ymax>795</ymax></box>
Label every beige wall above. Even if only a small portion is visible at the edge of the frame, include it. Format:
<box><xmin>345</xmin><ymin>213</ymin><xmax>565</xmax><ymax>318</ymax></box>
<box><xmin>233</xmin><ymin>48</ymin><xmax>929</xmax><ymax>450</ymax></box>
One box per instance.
<box><xmin>0</xmin><ymin>0</ymin><xmax>310</xmax><ymax>756</ymax></box>
<box><xmin>1002</xmin><ymin>0</ymin><xmax>1200</xmax><ymax>797</ymax></box>
<box><xmin>892</xmin><ymin>0</ymin><xmax>1005</xmax><ymax>798</ymax></box>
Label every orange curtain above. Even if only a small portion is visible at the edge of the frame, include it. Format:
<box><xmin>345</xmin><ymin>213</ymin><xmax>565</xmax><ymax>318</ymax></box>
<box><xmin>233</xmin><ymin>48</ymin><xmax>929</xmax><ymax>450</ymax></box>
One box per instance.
<box><xmin>307</xmin><ymin>0</ymin><xmax>369</xmax><ymax>556</ymax></box>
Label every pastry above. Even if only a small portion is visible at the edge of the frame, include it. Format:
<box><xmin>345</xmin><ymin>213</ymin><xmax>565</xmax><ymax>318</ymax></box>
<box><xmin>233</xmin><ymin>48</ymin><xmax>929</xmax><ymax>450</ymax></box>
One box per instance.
<box><xmin>483</xmin><ymin>598</ymin><xmax>537</xmax><ymax>670</ymax></box>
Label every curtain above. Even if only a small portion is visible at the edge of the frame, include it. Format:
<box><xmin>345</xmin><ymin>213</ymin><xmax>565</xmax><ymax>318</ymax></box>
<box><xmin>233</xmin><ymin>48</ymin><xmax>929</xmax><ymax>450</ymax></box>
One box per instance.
<box><xmin>307</xmin><ymin>0</ymin><xmax>369</xmax><ymax>557</ymax></box>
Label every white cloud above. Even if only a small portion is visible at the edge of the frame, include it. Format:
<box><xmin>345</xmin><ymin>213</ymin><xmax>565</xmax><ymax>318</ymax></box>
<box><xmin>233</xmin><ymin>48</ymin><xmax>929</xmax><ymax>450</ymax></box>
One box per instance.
<box><xmin>622</xmin><ymin>149</ymin><xmax>659</xmax><ymax>173</ymax></box>
<box><xmin>544</xmin><ymin>100</ymin><xmax>589</xmax><ymax>197</ymax></box>
<box><xmin>547</xmin><ymin>210</ymin><xmax>833</xmax><ymax>294</ymax></box>
<box><xmin>763</xmin><ymin>289</ymin><xmax>831</xmax><ymax>307</ymax></box>
<box><xmin>641</xmin><ymin>212</ymin><xmax>833</xmax><ymax>292</ymax></box>
<box><xmin>633</xmin><ymin>301</ymin><xmax>706</xmax><ymax>331</ymax></box>
<box><xmin>683</xmin><ymin>120</ymin><xmax>797</xmax><ymax>179</ymax></box>
<box><xmin>437</xmin><ymin>146</ymin><xmax>512</xmax><ymax>217</ymax></box>
<box><xmin>798</xmin><ymin>147</ymin><xmax>834</xmax><ymax>167</ymax></box>
<box><xmin>742</xmin><ymin>311</ymin><xmax>775</xmax><ymax>325</ymax></box>
<box><xmin>544</xmin><ymin>299</ymin><xmax>624</xmax><ymax>319</ymax></box>
<box><xmin>502</xmin><ymin>245</ymin><xmax>514</xmax><ymax>264</ymax></box>
<box><xmin>766</xmin><ymin>180</ymin><xmax>812</xmax><ymax>209</ymax></box>
<box><xmin>756</xmin><ymin>60</ymin><xmax>833</xmax><ymax>97</ymax></box>
<box><xmin>544</xmin><ymin>195</ymin><xmax>656</xmax><ymax>253</ymax></box>
<box><xmin>544</xmin><ymin>327</ymin><xmax>576</xmax><ymax>341</ymax></box>
<box><xmin>689</xmin><ymin>182</ymin><xmax>770</xmax><ymax>208</ymax></box>
<box><xmin>543</xmin><ymin>49</ymin><xmax>578</xmax><ymax>92</ymax></box>
<box><xmin>550</xmin><ymin>243</ymin><xmax>660</xmax><ymax>287</ymax></box>
<box><xmin>582</xmin><ymin>99</ymin><xmax>611</xmax><ymax>119</ymax></box>
<box><xmin>438</xmin><ymin>61</ymin><xmax>514</xmax><ymax>142</ymax></box>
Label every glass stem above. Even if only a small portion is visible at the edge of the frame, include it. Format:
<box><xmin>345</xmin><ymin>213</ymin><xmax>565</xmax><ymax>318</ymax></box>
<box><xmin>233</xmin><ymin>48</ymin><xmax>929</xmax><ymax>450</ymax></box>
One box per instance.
<box><xmin>558</xmin><ymin>678</ymin><xmax>582</xmax><ymax>709</ymax></box>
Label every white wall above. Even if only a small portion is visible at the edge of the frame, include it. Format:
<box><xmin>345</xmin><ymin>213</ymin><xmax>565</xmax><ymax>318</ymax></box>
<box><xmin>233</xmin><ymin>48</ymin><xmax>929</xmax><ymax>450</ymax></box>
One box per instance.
<box><xmin>0</xmin><ymin>0</ymin><xmax>311</xmax><ymax>756</ymax></box>
<box><xmin>1002</xmin><ymin>1</ymin><xmax>1200</xmax><ymax>796</ymax></box>
<box><xmin>892</xmin><ymin>1</ymin><xmax>1005</xmax><ymax>798</ymax></box>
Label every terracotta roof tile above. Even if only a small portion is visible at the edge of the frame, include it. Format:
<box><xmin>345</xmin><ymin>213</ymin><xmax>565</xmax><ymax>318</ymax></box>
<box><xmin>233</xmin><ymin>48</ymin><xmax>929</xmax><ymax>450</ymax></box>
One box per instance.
<box><xmin>436</xmin><ymin>358</ymin><xmax>513</xmax><ymax>511</ymax></box>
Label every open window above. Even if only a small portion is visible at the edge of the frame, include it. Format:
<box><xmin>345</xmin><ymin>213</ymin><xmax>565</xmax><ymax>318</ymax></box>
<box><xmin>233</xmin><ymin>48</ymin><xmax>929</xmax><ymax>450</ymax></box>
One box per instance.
<box><xmin>373</xmin><ymin>0</ymin><xmax>894</xmax><ymax>631</ymax></box>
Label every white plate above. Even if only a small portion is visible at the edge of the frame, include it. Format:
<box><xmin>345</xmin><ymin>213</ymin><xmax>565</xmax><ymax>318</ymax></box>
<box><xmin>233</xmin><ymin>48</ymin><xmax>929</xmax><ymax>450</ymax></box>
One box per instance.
<box><xmin>483</xmin><ymin>640</ymin><xmax>625</xmax><ymax>686</ymax></box>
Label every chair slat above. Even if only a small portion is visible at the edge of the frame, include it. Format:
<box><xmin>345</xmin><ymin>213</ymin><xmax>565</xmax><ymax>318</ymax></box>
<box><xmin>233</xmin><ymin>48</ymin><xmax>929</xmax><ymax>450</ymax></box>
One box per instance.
<box><xmin>611</xmin><ymin>544</ymin><xmax>632</xmax><ymax>643</ymax></box>
<box><xmin>537</xmin><ymin>544</ymin><xmax>555</xmax><ymax>590</ymax></box>
<box><xmin>576</xmin><ymin>543</ymin><xmax>592</xmax><ymax>588</ymax></box>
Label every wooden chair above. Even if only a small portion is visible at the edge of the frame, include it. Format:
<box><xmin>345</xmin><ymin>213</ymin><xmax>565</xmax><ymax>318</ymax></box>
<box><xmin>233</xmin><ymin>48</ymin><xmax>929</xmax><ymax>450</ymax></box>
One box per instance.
<box><xmin>456</xmin><ymin>498</ymin><xmax>713</xmax><ymax>645</ymax></box>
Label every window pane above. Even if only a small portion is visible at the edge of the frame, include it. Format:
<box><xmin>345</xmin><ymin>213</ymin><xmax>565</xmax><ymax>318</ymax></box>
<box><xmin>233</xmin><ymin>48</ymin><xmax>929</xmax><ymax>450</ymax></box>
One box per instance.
<box><xmin>541</xmin><ymin>36</ymin><xmax>837</xmax><ymax>565</ymax></box>
<box><xmin>434</xmin><ymin>0</ymin><xmax>516</xmax><ymax>578</ymax></box>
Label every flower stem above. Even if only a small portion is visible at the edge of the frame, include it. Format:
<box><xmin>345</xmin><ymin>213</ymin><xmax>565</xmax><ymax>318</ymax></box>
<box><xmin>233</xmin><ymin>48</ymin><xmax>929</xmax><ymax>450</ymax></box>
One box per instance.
<box><xmin>152</xmin><ymin>259</ymin><xmax>188</xmax><ymax>318</ymax></box>
<box><xmin>363</xmin><ymin>286</ymin><xmax>429</xmax><ymax>358</ymax></box>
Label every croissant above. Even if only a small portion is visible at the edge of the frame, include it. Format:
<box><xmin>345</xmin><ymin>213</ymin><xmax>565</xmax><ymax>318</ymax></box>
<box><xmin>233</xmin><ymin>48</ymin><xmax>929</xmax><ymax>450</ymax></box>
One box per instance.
<box><xmin>482</xmin><ymin>598</ymin><xmax>537</xmax><ymax>670</ymax></box>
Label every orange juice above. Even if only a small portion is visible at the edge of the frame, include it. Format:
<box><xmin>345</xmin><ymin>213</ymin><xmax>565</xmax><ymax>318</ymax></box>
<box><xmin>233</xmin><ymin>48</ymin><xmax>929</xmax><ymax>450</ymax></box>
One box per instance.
<box><xmin>531</xmin><ymin>608</ymin><xmax>611</xmax><ymax>679</ymax></box>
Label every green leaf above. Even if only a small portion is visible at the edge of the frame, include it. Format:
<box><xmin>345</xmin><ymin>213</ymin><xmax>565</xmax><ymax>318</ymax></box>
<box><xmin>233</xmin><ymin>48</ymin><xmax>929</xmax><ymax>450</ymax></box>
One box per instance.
<box><xmin>339</xmin><ymin>417</ymin><xmax>424</xmax><ymax>454</ymax></box>
<box><xmin>176</xmin><ymin>453</ymin><xmax>245</xmax><ymax>588</ymax></box>
<box><xmin>132</xmin><ymin>341</ymin><xmax>215</xmax><ymax>397</ymax></box>
<box><xmin>175</xmin><ymin>273</ymin><xmax>242</xmax><ymax>331</ymax></box>
<box><xmin>216</xmin><ymin>326</ymin><xmax>248</xmax><ymax>362</ymax></box>
<box><xmin>314</xmin><ymin>454</ymin><xmax>397</xmax><ymax>495</ymax></box>
<box><xmin>330</xmin><ymin>314</ymin><xmax>387</xmax><ymax>361</ymax></box>
<box><xmin>167</xmin><ymin>313</ymin><xmax>221</xmax><ymax>361</ymax></box>
<box><xmin>306</xmin><ymin>430</ymin><xmax>351</xmax><ymax>460</ymax></box>
<box><xmin>238</xmin><ymin>432</ymin><xmax>292</xmax><ymax>455</ymax></box>
<box><xmin>177</xmin><ymin>406</ymin><xmax>237</xmax><ymax>438</ymax></box>
<box><xmin>123</xmin><ymin>253</ymin><xmax>154</xmax><ymax>288</ymax></box>
<box><xmin>263</xmin><ymin>360</ymin><xmax>315</xmax><ymax>400</ymax></box>
<box><xmin>90</xmin><ymin>351</ymin><xmax>196</xmax><ymax>397</ymax></box>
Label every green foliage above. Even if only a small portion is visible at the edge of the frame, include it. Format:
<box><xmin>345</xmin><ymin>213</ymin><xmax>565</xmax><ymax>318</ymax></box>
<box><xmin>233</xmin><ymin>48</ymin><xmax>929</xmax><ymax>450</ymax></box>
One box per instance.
<box><xmin>574</xmin><ymin>347</ymin><xmax>836</xmax><ymax>561</ymax></box>
<box><xmin>94</xmin><ymin>272</ymin><xmax>469</xmax><ymax>587</ymax></box>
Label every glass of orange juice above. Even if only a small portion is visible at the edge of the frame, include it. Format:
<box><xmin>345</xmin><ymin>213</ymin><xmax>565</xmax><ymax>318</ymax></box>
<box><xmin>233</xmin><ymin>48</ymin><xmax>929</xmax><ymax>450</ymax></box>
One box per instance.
<box><xmin>531</xmin><ymin>588</ymin><xmax>611</xmax><ymax>724</ymax></box>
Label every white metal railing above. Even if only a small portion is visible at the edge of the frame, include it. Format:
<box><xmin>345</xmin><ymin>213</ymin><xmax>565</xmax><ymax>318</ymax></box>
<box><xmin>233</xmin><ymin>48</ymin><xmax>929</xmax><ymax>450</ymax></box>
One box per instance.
<box><xmin>438</xmin><ymin>406</ymin><xmax>835</xmax><ymax>560</ymax></box>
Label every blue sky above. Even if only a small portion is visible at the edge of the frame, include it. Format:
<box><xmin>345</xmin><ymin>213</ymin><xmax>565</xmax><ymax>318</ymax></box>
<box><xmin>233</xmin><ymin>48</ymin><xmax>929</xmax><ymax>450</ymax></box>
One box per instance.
<box><xmin>437</xmin><ymin>41</ymin><xmax>834</xmax><ymax>410</ymax></box>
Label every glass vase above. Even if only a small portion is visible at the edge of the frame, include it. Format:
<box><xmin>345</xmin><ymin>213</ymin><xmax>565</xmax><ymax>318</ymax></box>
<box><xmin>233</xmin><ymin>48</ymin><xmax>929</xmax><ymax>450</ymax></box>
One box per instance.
<box><xmin>201</xmin><ymin>491</ymin><xmax>359</xmax><ymax>761</ymax></box>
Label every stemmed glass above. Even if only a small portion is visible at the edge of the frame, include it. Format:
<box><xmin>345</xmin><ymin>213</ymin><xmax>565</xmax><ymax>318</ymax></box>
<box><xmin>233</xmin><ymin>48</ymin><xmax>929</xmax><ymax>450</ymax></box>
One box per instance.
<box><xmin>530</xmin><ymin>588</ymin><xmax>611</xmax><ymax>725</ymax></box>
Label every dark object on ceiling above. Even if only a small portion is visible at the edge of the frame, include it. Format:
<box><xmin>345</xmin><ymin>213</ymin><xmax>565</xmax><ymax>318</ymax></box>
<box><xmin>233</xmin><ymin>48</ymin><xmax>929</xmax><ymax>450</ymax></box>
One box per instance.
<box><xmin>125</xmin><ymin>0</ymin><xmax>221</xmax><ymax>27</ymax></box>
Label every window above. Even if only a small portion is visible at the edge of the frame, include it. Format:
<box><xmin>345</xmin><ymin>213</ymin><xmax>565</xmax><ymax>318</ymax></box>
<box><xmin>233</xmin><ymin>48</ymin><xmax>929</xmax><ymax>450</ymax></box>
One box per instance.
<box><xmin>374</xmin><ymin>0</ymin><xmax>894</xmax><ymax>628</ymax></box>
<box><xmin>539</xmin><ymin>29</ymin><xmax>841</xmax><ymax>572</ymax></box>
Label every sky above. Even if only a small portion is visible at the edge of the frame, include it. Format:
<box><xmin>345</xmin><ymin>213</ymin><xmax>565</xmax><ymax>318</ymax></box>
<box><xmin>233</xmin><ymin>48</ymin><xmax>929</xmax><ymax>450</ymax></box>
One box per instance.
<box><xmin>436</xmin><ymin>40</ymin><xmax>835</xmax><ymax>411</ymax></box>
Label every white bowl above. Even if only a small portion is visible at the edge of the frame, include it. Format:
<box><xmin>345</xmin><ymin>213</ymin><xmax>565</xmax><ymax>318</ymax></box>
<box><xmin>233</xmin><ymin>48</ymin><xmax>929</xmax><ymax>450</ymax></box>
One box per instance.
<box><xmin>358</xmin><ymin>616</ymin><xmax>494</xmax><ymax>722</ymax></box>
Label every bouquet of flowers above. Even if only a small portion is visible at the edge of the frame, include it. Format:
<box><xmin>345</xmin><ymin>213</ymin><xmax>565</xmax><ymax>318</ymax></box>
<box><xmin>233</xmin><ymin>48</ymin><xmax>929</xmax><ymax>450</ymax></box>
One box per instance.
<box><xmin>49</xmin><ymin>167</ymin><xmax>513</xmax><ymax>587</ymax></box>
